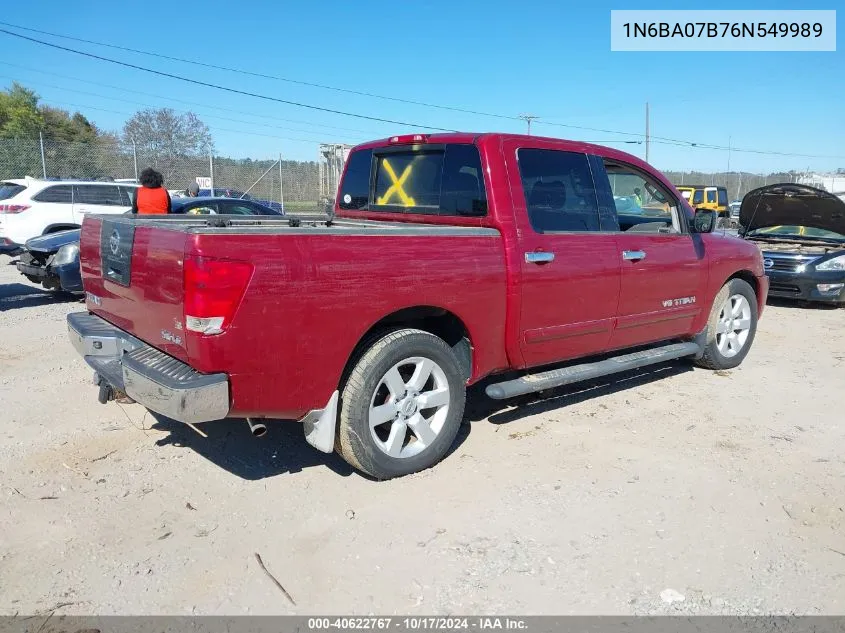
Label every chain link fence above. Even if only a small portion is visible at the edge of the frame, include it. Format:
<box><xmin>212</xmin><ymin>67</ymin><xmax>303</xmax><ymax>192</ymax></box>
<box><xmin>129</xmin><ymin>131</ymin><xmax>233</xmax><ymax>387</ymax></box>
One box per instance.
<box><xmin>661</xmin><ymin>170</ymin><xmax>805</xmax><ymax>201</ymax></box>
<box><xmin>0</xmin><ymin>137</ymin><xmax>825</xmax><ymax>213</ymax></box>
<box><xmin>0</xmin><ymin>137</ymin><xmax>324</xmax><ymax>213</ymax></box>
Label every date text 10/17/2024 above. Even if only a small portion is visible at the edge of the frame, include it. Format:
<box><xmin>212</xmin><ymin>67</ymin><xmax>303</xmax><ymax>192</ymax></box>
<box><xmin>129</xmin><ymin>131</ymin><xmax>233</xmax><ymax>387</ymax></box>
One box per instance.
<box><xmin>307</xmin><ymin>617</ymin><xmax>528</xmax><ymax>631</ymax></box>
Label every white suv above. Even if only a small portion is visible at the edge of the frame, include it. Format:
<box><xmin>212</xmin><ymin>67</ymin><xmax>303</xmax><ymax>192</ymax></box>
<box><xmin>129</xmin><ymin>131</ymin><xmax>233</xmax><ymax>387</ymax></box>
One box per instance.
<box><xmin>0</xmin><ymin>178</ymin><xmax>139</xmax><ymax>254</ymax></box>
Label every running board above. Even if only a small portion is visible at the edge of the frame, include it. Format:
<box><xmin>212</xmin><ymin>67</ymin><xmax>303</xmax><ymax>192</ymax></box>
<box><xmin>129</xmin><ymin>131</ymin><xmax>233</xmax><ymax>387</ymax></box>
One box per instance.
<box><xmin>485</xmin><ymin>341</ymin><xmax>701</xmax><ymax>400</ymax></box>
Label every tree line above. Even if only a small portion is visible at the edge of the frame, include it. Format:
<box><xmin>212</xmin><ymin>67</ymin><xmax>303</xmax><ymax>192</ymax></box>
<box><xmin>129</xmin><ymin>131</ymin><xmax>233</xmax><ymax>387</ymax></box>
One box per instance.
<box><xmin>1</xmin><ymin>82</ymin><xmax>839</xmax><ymax>200</ymax></box>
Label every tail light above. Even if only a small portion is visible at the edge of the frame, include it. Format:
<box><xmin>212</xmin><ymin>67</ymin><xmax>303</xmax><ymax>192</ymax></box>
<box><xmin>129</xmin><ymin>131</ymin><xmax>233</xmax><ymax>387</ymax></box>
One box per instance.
<box><xmin>0</xmin><ymin>204</ymin><xmax>30</xmax><ymax>214</ymax></box>
<box><xmin>183</xmin><ymin>255</ymin><xmax>253</xmax><ymax>335</ymax></box>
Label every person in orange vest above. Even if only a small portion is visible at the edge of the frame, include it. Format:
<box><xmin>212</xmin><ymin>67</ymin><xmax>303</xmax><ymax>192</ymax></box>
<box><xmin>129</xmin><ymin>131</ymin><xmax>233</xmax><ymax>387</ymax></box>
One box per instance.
<box><xmin>132</xmin><ymin>168</ymin><xmax>172</xmax><ymax>215</ymax></box>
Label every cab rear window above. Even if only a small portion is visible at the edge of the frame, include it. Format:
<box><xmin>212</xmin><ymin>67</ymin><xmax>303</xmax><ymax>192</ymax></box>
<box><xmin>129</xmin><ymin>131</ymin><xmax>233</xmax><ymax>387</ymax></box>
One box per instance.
<box><xmin>338</xmin><ymin>143</ymin><xmax>487</xmax><ymax>216</ymax></box>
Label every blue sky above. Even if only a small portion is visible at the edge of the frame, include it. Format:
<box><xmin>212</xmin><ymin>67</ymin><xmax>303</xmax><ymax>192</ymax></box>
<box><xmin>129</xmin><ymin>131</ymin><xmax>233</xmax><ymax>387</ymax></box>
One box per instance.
<box><xmin>0</xmin><ymin>0</ymin><xmax>842</xmax><ymax>173</ymax></box>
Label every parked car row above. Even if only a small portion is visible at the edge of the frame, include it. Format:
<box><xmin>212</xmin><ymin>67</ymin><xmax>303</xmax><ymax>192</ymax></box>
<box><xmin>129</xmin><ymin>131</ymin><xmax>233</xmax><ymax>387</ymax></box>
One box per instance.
<box><xmin>1</xmin><ymin>177</ymin><xmax>285</xmax><ymax>256</ymax></box>
<box><xmin>12</xmin><ymin>195</ymin><xmax>283</xmax><ymax>295</ymax></box>
<box><xmin>172</xmin><ymin>186</ymin><xmax>284</xmax><ymax>213</ymax></box>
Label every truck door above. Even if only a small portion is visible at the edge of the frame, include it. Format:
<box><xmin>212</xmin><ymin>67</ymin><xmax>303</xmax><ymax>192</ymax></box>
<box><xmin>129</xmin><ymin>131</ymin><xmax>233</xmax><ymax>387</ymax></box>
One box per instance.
<box><xmin>504</xmin><ymin>140</ymin><xmax>621</xmax><ymax>369</ymax></box>
<box><xmin>594</xmin><ymin>157</ymin><xmax>706</xmax><ymax>349</ymax></box>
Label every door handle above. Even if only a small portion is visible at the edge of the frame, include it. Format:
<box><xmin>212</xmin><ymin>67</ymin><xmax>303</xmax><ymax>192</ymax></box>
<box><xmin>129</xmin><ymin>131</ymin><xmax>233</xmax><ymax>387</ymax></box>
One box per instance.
<box><xmin>622</xmin><ymin>250</ymin><xmax>646</xmax><ymax>261</ymax></box>
<box><xmin>525</xmin><ymin>251</ymin><xmax>555</xmax><ymax>264</ymax></box>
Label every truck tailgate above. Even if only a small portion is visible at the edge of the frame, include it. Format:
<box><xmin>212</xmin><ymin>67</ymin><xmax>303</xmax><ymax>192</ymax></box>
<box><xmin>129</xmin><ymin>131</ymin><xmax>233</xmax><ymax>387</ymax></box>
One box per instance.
<box><xmin>80</xmin><ymin>216</ymin><xmax>189</xmax><ymax>363</ymax></box>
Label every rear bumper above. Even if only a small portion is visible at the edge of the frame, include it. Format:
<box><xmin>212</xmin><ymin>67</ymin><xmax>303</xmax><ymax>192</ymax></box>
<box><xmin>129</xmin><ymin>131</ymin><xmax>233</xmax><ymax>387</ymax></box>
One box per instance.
<box><xmin>67</xmin><ymin>312</ymin><xmax>230</xmax><ymax>423</ymax></box>
<box><xmin>766</xmin><ymin>270</ymin><xmax>845</xmax><ymax>304</ymax></box>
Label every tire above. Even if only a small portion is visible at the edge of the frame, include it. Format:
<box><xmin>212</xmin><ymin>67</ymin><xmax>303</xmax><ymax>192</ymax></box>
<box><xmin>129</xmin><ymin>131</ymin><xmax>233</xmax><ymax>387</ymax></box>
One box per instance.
<box><xmin>695</xmin><ymin>278</ymin><xmax>758</xmax><ymax>370</ymax></box>
<box><xmin>337</xmin><ymin>328</ymin><xmax>467</xmax><ymax>479</ymax></box>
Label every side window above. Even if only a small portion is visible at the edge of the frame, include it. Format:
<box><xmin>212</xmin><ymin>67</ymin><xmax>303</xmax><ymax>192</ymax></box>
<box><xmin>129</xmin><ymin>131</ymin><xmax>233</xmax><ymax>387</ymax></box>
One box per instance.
<box><xmin>603</xmin><ymin>161</ymin><xmax>682</xmax><ymax>233</ymax></box>
<box><xmin>706</xmin><ymin>189</ymin><xmax>717</xmax><ymax>204</ymax></box>
<box><xmin>338</xmin><ymin>149</ymin><xmax>373</xmax><ymax>210</ymax></box>
<box><xmin>223</xmin><ymin>203</ymin><xmax>258</xmax><ymax>215</ymax></box>
<box><xmin>516</xmin><ymin>149</ymin><xmax>600</xmax><ymax>233</ymax></box>
<box><xmin>717</xmin><ymin>188</ymin><xmax>728</xmax><ymax>206</ymax></box>
<box><xmin>32</xmin><ymin>185</ymin><xmax>73</xmax><ymax>204</ymax></box>
<box><xmin>440</xmin><ymin>144</ymin><xmax>487</xmax><ymax>216</ymax></box>
<box><xmin>75</xmin><ymin>185</ymin><xmax>122</xmax><ymax>206</ymax></box>
<box><xmin>692</xmin><ymin>190</ymin><xmax>704</xmax><ymax>205</ymax></box>
<box><xmin>184</xmin><ymin>203</ymin><xmax>217</xmax><ymax>215</ymax></box>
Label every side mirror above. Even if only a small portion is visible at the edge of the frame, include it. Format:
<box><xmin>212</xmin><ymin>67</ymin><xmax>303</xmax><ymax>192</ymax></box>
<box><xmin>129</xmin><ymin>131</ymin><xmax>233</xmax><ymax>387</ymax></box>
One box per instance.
<box><xmin>692</xmin><ymin>208</ymin><xmax>716</xmax><ymax>233</ymax></box>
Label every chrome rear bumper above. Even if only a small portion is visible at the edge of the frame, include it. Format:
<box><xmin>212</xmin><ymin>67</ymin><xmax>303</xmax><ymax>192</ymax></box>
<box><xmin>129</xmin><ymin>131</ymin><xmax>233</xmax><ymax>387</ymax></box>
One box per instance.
<box><xmin>67</xmin><ymin>312</ymin><xmax>230</xmax><ymax>424</ymax></box>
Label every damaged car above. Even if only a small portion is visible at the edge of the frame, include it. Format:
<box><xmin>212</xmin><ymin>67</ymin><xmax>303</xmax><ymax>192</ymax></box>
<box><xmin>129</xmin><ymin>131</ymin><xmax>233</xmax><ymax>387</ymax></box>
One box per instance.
<box><xmin>739</xmin><ymin>183</ymin><xmax>845</xmax><ymax>305</ymax></box>
<box><xmin>16</xmin><ymin>228</ymin><xmax>83</xmax><ymax>294</ymax></box>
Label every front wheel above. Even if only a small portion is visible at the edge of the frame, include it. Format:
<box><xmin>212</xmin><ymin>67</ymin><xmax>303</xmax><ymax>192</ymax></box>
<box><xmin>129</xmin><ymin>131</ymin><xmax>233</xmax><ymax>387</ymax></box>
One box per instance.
<box><xmin>695</xmin><ymin>279</ymin><xmax>759</xmax><ymax>370</ymax></box>
<box><xmin>336</xmin><ymin>329</ymin><xmax>467</xmax><ymax>479</ymax></box>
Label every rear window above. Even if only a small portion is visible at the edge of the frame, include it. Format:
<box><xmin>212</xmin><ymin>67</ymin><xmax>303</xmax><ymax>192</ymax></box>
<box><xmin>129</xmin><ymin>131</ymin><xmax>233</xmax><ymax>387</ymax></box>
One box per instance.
<box><xmin>0</xmin><ymin>183</ymin><xmax>25</xmax><ymax>200</ymax></box>
<box><xmin>717</xmin><ymin>188</ymin><xmax>728</xmax><ymax>206</ymax></box>
<box><xmin>339</xmin><ymin>143</ymin><xmax>487</xmax><ymax>216</ymax></box>
<box><xmin>32</xmin><ymin>185</ymin><xmax>73</xmax><ymax>203</ymax></box>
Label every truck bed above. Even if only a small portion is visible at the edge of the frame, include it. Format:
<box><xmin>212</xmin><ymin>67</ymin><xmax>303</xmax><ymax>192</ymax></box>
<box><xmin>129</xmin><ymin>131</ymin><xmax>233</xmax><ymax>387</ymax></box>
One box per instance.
<box><xmin>78</xmin><ymin>214</ymin><xmax>508</xmax><ymax>419</ymax></box>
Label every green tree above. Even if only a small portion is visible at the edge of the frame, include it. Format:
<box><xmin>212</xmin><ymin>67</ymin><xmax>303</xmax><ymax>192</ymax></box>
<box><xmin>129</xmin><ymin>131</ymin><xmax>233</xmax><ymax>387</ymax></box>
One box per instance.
<box><xmin>0</xmin><ymin>82</ymin><xmax>43</xmax><ymax>139</ymax></box>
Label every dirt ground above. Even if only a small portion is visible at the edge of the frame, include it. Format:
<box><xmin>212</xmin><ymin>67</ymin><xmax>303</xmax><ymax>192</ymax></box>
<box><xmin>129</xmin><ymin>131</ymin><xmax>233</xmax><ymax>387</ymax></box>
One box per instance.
<box><xmin>1</xmin><ymin>258</ymin><xmax>844</xmax><ymax>616</ymax></box>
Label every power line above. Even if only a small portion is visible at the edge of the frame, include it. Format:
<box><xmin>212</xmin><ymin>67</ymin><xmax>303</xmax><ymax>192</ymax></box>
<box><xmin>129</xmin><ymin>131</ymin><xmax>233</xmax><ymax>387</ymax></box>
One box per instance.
<box><xmin>0</xmin><ymin>25</ymin><xmax>841</xmax><ymax>160</ymax></box>
<box><xmin>0</xmin><ymin>27</ymin><xmax>454</xmax><ymax>132</ymax></box>
<box><xmin>0</xmin><ymin>61</ymin><xmax>387</xmax><ymax>136</ymax></box>
<box><xmin>0</xmin><ymin>74</ymin><xmax>368</xmax><ymax>142</ymax></box>
<box><xmin>0</xmin><ymin>20</ymin><xmax>517</xmax><ymax>122</ymax></box>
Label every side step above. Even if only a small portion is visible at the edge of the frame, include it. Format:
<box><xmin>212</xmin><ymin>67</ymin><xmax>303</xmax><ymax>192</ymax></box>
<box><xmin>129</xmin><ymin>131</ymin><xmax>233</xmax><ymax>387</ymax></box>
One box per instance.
<box><xmin>485</xmin><ymin>341</ymin><xmax>701</xmax><ymax>400</ymax></box>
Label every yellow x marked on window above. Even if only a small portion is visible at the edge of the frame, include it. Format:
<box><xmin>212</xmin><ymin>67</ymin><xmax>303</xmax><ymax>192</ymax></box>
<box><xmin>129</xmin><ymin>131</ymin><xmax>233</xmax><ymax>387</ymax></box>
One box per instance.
<box><xmin>377</xmin><ymin>159</ymin><xmax>416</xmax><ymax>206</ymax></box>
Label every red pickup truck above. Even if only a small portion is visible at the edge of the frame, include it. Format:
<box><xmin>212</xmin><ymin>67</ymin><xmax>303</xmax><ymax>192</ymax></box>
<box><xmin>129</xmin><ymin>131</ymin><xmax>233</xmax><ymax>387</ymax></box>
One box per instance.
<box><xmin>68</xmin><ymin>133</ymin><xmax>768</xmax><ymax>479</ymax></box>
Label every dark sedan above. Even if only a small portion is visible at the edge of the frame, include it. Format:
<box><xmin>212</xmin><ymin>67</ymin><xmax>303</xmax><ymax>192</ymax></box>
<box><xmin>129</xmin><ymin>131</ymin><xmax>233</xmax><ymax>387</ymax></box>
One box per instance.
<box><xmin>15</xmin><ymin>197</ymin><xmax>282</xmax><ymax>295</ymax></box>
<box><xmin>739</xmin><ymin>184</ymin><xmax>845</xmax><ymax>305</ymax></box>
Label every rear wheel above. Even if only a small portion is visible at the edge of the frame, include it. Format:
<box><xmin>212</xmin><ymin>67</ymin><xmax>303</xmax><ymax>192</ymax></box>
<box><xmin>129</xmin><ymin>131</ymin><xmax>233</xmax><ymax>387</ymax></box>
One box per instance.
<box><xmin>696</xmin><ymin>279</ymin><xmax>758</xmax><ymax>370</ymax></box>
<box><xmin>337</xmin><ymin>329</ymin><xmax>466</xmax><ymax>479</ymax></box>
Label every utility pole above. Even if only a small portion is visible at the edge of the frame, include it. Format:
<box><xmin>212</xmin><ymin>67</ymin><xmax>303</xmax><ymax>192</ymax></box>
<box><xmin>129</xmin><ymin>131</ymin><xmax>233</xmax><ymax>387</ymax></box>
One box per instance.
<box><xmin>39</xmin><ymin>131</ymin><xmax>47</xmax><ymax>178</ymax></box>
<box><xmin>645</xmin><ymin>102</ymin><xmax>650</xmax><ymax>163</ymax></box>
<box><xmin>132</xmin><ymin>139</ymin><xmax>139</xmax><ymax>181</ymax></box>
<box><xmin>519</xmin><ymin>114</ymin><xmax>539</xmax><ymax>135</ymax></box>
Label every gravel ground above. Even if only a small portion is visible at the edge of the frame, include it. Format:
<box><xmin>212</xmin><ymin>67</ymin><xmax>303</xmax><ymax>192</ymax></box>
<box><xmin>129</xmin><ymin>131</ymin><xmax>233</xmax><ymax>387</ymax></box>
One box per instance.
<box><xmin>1</xmin><ymin>257</ymin><xmax>844</xmax><ymax>616</ymax></box>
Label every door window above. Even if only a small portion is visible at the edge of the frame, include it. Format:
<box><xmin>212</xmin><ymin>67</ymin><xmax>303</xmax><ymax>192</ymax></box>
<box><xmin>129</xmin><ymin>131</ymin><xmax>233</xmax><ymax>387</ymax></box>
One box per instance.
<box><xmin>692</xmin><ymin>190</ymin><xmax>703</xmax><ymax>205</ymax></box>
<box><xmin>516</xmin><ymin>149</ymin><xmax>600</xmax><ymax>233</ymax></box>
<box><xmin>75</xmin><ymin>185</ymin><xmax>123</xmax><ymax>206</ymax></box>
<box><xmin>602</xmin><ymin>161</ymin><xmax>683</xmax><ymax>233</ymax></box>
<box><xmin>717</xmin><ymin>188</ymin><xmax>728</xmax><ymax>206</ymax></box>
<box><xmin>706</xmin><ymin>189</ymin><xmax>717</xmax><ymax>204</ymax></box>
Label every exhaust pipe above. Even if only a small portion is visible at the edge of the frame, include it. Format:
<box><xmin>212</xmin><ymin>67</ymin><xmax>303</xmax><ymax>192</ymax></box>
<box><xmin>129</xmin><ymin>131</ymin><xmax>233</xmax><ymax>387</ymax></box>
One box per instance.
<box><xmin>247</xmin><ymin>418</ymin><xmax>267</xmax><ymax>438</ymax></box>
